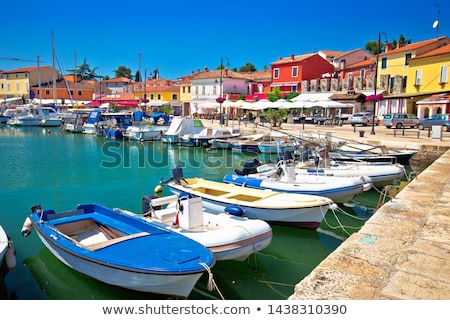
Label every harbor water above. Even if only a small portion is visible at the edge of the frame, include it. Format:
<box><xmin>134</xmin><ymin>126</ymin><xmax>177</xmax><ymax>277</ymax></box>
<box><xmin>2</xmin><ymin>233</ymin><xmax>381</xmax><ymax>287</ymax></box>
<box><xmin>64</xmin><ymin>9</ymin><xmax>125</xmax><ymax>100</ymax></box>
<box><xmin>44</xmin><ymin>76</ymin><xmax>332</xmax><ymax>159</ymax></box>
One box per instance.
<box><xmin>0</xmin><ymin>125</ymin><xmax>387</xmax><ymax>300</ymax></box>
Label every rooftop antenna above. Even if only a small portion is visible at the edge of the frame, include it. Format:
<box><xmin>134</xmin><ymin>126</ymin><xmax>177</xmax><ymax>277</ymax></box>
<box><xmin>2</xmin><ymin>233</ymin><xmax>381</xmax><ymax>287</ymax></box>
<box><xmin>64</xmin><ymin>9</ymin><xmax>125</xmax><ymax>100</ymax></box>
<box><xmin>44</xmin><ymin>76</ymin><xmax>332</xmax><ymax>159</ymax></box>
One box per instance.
<box><xmin>433</xmin><ymin>2</ymin><xmax>440</xmax><ymax>37</ymax></box>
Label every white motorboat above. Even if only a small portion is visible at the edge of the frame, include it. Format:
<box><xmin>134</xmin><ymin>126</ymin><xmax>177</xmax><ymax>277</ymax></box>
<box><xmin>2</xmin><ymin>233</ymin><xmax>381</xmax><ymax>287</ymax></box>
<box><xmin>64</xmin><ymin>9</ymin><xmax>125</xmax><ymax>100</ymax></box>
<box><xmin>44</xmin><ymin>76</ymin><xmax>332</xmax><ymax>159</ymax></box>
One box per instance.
<box><xmin>296</xmin><ymin>157</ymin><xmax>406</xmax><ymax>187</ymax></box>
<box><xmin>181</xmin><ymin>127</ymin><xmax>240</xmax><ymax>147</ymax></box>
<box><xmin>0</xmin><ymin>225</ymin><xmax>16</xmax><ymax>272</ymax></box>
<box><xmin>227</xmin><ymin>159</ymin><xmax>373</xmax><ymax>203</ymax></box>
<box><xmin>7</xmin><ymin>105</ymin><xmax>62</xmax><ymax>127</ymax></box>
<box><xmin>160</xmin><ymin>166</ymin><xmax>336</xmax><ymax>230</ymax></box>
<box><xmin>117</xmin><ymin>194</ymin><xmax>273</xmax><ymax>261</ymax></box>
<box><xmin>124</xmin><ymin>124</ymin><xmax>168</xmax><ymax>141</ymax></box>
<box><xmin>162</xmin><ymin>117</ymin><xmax>205</xmax><ymax>144</ymax></box>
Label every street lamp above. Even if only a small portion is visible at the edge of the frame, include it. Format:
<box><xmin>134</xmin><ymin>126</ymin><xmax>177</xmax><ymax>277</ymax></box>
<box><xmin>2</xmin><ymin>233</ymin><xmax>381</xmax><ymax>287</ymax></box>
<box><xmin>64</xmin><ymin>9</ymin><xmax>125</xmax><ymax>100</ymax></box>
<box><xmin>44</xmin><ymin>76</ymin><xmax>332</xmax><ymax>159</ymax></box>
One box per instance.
<box><xmin>216</xmin><ymin>56</ymin><xmax>230</xmax><ymax>125</ymax></box>
<box><xmin>370</xmin><ymin>32</ymin><xmax>387</xmax><ymax>135</ymax></box>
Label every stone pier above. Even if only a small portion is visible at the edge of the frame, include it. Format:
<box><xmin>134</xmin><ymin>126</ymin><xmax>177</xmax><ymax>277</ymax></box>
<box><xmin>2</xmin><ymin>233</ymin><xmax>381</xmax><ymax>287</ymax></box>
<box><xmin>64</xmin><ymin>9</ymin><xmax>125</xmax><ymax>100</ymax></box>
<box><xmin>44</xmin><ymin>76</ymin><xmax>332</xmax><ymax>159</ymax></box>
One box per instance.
<box><xmin>289</xmin><ymin>149</ymin><xmax>450</xmax><ymax>300</ymax></box>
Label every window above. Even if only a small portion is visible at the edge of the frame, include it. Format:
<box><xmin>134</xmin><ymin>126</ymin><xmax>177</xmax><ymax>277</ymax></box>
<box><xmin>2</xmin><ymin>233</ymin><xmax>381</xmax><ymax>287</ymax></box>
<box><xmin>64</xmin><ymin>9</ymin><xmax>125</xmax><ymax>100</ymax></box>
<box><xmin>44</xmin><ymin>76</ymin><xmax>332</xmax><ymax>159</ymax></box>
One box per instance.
<box><xmin>45</xmin><ymin>90</ymin><xmax>50</xmax><ymax>95</ymax></box>
<box><xmin>273</xmin><ymin>68</ymin><xmax>279</xmax><ymax>79</ymax></box>
<box><xmin>15</xmin><ymin>82</ymin><xmax>19</xmax><ymax>91</ymax></box>
<box><xmin>440</xmin><ymin>65</ymin><xmax>448</xmax><ymax>84</ymax></box>
<box><xmin>172</xmin><ymin>94</ymin><xmax>177</xmax><ymax>100</ymax></box>
<box><xmin>415</xmin><ymin>69</ymin><xmax>422</xmax><ymax>85</ymax></box>
<box><xmin>292</xmin><ymin>85</ymin><xmax>298</xmax><ymax>92</ymax></box>
<box><xmin>404</xmin><ymin>53</ymin><xmax>412</xmax><ymax>66</ymax></box>
<box><xmin>381</xmin><ymin>57</ymin><xmax>387</xmax><ymax>69</ymax></box>
<box><xmin>78</xmin><ymin>90</ymin><xmax>82</xmax><ymax>96</ymax></box>
<box><xmin>157</xmin><ymin>94</ymin><xmax>161</xmax><ymax>100</ymax></box>
<box><xmin>292</xmin><ymin>66</ymin><xmax>298</xmax><ymax>77</ymax></box>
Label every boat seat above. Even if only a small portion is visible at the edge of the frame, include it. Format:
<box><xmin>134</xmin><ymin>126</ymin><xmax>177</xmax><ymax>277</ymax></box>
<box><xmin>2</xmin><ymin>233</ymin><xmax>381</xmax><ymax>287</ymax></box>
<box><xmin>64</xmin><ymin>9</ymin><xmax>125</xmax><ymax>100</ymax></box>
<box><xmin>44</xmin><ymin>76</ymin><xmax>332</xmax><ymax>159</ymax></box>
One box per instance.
<box><xmin>153</xmin><ymin>207</ymin><xmax>178</xmax><ymax>224</ymax></box>
<box><xmin>85</xmin><ymin>231</ymin><xmax>150</xmax><ymax>251</ymax></box>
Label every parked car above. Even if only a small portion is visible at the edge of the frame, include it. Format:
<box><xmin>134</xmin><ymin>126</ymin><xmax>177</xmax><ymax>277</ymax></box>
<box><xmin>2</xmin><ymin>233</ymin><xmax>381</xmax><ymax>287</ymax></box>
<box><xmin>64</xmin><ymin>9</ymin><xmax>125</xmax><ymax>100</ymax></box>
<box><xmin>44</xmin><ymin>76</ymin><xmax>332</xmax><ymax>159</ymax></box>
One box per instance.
<box><xmin>417</xmin><ymin>114</ymin><xmax>450</xmax><ymax>131</ymax></box>
<box><xmin>350</xmin><ymin>112</ymin><xmax>375</xmax><ymax>126</ymax></box>
<box><xmin>382</xmin><ymin>113</ymin><xmax>418</xmax><ymax>129</ymax></box>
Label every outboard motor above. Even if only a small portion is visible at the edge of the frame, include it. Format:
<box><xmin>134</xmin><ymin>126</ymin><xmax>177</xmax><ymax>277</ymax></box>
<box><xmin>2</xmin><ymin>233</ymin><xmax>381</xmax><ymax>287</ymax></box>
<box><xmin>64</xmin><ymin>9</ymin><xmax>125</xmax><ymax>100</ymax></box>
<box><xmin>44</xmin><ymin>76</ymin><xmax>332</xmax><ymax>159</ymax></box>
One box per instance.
<box><xmin>172</xmin><ymin>165</ymin><xmax>184</xmax><ymax>184</ymax></box>
<box><xmin>235</xmin><ymin>158</ymin><xmax>261</xmax><ymax>176</ymax></box>
<box><xmin>142</xmin><ymin>195</ymin><xmax>161</xmax><ymax>214</ymax></box>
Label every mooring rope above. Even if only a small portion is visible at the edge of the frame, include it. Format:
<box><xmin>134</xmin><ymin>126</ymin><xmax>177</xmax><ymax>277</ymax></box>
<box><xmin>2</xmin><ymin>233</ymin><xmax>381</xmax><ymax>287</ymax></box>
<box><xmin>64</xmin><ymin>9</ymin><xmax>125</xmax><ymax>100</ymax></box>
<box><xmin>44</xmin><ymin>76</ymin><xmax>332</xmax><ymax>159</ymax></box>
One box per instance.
<box><xmin>199</xmin><ymin>262</ymin><xmax>225</xmax><ymax>300</ymax></box>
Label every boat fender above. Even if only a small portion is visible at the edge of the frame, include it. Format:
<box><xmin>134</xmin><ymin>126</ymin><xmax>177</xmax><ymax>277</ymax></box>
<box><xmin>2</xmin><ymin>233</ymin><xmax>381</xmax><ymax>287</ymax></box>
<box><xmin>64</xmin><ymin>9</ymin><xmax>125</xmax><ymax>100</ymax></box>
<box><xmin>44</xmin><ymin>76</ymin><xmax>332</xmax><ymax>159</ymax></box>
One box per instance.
<box><xmin>5</xmin><ymin>239</ymin><xmax>16</xmax><ymax>271</ymax></box>
<box><xmin>179</xmin><ymin>192</ymin><xmax>193</xmax><ymax>200</ymax></box>
<box><xmin>225</xmin><ymin>205</ymin><xmax>244</xmax><ymax>216</ymax></box>
<box><xmin>21</xmin><ymin>216</ymin><xmax>33</xmax><ymax>237</ymax></box>
<box><xmin>154</xmin><ymin>185</ymin><xmax>163</xmax><ymax>193</ymax></box>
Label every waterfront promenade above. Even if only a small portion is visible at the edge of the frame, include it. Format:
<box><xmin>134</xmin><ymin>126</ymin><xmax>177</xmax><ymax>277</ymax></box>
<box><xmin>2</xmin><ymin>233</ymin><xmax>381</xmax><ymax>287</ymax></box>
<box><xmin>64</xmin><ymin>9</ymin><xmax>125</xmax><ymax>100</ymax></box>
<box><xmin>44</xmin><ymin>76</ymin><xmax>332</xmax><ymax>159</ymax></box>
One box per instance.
<box><xmin>212</xmin><ymin>119</ymin><xmax>450</xmax><ymax>299</ymax></box>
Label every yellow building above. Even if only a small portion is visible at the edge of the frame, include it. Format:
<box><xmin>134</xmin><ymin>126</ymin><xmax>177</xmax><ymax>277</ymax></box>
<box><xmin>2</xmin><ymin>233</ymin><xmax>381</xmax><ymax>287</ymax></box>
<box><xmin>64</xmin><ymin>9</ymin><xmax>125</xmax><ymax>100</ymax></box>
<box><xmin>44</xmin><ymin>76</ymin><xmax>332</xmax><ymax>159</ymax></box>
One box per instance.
<box><xmin>407</xmin><ymin>43</ymin><xmax>450</xmax><ymax>117</ymax></box>
<box><xmin>375</xmin><ymin>36</ymin><xmax>450</xmax><ymax>115</ymax></box>
<box><xmin>0</xmin><ymin>66</ymin><xmax>59</xmax><ymax>103</ymax></box>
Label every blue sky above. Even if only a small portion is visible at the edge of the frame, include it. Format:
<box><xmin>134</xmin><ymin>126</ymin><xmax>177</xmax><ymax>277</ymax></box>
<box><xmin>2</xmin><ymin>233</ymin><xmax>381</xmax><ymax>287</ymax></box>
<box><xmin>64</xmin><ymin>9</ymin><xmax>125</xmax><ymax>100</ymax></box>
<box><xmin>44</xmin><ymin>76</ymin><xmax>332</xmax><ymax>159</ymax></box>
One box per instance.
<box><xmin>1</xmin><ymin>0</ymin><xmax>448</xmax><ymax>80</ymax></box>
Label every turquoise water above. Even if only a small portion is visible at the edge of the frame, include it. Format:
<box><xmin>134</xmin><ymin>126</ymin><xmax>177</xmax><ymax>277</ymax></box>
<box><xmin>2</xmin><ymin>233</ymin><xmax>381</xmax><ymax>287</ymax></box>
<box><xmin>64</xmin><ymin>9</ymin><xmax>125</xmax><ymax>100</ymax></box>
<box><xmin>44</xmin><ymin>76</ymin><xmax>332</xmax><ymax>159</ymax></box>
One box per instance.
<box><xmin>0</xmin><ymin>125</ymin><xmax>377</xmax><ymax>300</ymax></box>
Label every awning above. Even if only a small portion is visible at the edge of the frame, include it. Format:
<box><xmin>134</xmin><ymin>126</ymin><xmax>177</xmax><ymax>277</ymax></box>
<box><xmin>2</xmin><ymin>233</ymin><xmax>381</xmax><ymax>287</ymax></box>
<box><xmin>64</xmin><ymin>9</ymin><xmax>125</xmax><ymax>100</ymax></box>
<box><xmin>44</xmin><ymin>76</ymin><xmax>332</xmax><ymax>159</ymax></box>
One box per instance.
<box><xmin>292</xmin><ymin>92</ymin><xmax>332</xmax><ymax>102</ymax></box>
<box><xmin>270</xmin><ymin>82</ymin><xmax>300</xmax><ymax>87</ymax></box>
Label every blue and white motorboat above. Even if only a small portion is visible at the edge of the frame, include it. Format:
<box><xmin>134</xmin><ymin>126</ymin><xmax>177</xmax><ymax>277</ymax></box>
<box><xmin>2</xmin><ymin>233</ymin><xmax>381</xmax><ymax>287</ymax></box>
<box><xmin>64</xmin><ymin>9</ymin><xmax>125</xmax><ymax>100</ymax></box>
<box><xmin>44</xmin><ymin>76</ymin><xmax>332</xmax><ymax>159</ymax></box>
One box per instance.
<box><xmin>161</xmin><ymin>166</ymin><xmax>337</xmax><ymax>230</ymax></box>
<box><xmin>82</xmin><ymin>109</ymin><xmax>103</xmax><ymax>134</ymax></box>
<box><xmin>21</xmin><ymin>203</ymin><xmax>215</xmax><ymax>298</ymax></box>
<box><xmin>227</xmin><ymin>158</ymin><xmax>373</xmax><ymax>203</ymax></box>
<box><xmin>124</xmin><ymin>112</ymin><xmax>169</xmax><ymax>141</ymax></box>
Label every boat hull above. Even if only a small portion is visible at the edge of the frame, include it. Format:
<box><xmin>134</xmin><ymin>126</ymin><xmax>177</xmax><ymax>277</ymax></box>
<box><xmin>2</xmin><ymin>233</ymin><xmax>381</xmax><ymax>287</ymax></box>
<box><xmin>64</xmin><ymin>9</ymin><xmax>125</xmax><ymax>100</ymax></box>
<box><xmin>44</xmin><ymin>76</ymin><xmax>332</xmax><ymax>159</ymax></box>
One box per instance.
<box><xmin>166</xmin><ymin>178</ymin><xmax>335</xmax><ymax>230</ymax></box>
<box><xmin>297</xmin><ymin>163</ymin><xmax>405</xmax><ymax>187</ymax></box>
<box><xmin>146</xmin><ymin>211</ymin><xmax>273</xmax><ymax>261</ymax></box>
<box><xmin>223</xmin><ymin>173</ymin><xmax>369</xmax><ymax>204</ymax></box>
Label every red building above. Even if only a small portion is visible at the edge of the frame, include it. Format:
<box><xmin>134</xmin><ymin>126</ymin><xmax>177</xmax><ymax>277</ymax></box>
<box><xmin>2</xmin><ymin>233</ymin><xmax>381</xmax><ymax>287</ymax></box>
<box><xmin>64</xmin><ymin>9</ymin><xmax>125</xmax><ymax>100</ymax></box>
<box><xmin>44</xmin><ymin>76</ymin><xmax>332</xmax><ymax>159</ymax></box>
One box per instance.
<box><xmin>270</xmin><ymin>53</ymin><xmax>334</xmax><ymax>96</ymax></box>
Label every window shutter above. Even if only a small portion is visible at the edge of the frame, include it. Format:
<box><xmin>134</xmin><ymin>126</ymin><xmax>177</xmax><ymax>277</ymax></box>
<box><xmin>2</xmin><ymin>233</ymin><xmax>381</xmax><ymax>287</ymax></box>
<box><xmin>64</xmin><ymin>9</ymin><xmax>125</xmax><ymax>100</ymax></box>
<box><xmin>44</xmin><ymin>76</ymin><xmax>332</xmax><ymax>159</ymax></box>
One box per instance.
<box><xmin>415</xmin><ymin>70</ymin><xmax>422</xmax><ymax>85</ymax></box>
<box><xmin>440</xmin><ymin>66</ymin><xmax>448</xmax><ymax>84</ymax></box>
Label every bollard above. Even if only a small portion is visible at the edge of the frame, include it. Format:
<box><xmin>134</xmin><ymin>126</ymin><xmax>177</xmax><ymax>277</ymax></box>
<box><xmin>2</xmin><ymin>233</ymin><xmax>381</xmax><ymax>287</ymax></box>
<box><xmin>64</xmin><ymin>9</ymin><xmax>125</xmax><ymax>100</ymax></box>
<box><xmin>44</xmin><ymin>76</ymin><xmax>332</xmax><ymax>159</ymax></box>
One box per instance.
<box><xmin>359</xmin><ymin>130</ymin><xmax>365</xmax><ymax>138</ymax></box>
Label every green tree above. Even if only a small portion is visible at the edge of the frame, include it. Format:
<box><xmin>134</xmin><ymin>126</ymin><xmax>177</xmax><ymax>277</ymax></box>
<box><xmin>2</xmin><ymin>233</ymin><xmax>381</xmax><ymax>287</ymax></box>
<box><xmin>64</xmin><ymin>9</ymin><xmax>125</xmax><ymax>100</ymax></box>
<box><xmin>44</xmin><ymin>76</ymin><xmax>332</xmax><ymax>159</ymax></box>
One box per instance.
<box><xmin>266</xmin><ymin>87</ymin><xmax>283</xmax><ymax>101</ymax></box>
<box><xmin>135</xmin><ymin>70</ymin><xmax>141</xmax><ymax>82</ymax></box>
<box><xmin>285</xmin><ymin>92</ymin><xmax>299</xmax><ymax>101</ymax></box>
<box><xmin>238</xmin><ymin>62</ymin><xmax>257</xmax><ymax>72</ymax></box>
<box><xmin>365</xmin><ymin>41</ymin><xmax>379</xmax><ymax>55</ymax></box>
<box><xmin>114</xmin><ymin>66</ymin><xmax>132</xmax><ymax>79</ymax></box>
<box><xmin>67</xmin><ymin>58</ymin><xmax>101</xmax><ymax>80</ymax></box>
<box><xmin>263</xmin><ymin>108</ymin><xmax>289</xmax><ymax>128</ymax></box>
<box><xmin>160</xmin><ymin>104</ymin><xmax>173</xmax><ymax>115</ymax></box>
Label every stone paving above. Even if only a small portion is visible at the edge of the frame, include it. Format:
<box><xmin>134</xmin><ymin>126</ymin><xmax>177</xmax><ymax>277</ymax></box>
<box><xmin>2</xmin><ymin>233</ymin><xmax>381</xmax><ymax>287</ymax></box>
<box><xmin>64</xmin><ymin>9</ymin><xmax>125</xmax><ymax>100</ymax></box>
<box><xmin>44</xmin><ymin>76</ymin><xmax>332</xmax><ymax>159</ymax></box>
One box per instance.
<box><xmin>288</xmin><ymin>150</ymin><xmax>450</xmax><ymax>299</ymax></box>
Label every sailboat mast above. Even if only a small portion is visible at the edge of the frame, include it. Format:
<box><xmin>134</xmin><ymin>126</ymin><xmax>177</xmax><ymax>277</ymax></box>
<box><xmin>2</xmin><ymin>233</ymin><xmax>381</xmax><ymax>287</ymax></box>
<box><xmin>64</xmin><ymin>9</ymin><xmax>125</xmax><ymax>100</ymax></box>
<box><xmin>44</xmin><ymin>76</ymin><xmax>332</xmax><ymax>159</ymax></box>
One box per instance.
<box><xmin>52</xmin><ymin>32</ymin><xmax>57</xmax><ymax>105</ymax></box>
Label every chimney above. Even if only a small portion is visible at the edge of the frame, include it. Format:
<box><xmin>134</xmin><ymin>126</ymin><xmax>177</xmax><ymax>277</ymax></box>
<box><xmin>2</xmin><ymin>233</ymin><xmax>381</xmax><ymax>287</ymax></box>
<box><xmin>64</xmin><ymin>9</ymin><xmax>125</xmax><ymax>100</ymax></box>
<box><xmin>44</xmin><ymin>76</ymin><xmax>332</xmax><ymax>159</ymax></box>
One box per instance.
<box><xmin>385</xmin><ymin>43</ymin><xmax>393</xmax><ymax>52</ymax></box>
<box><xmin>398</xmin><ymin>40</ymin><xmax>404</xmax><ymax>48</ymax></box>
<box><xmin>204</xmin><ymin>66</ymin><xmax>208</xmax><ymax>72</ymax></box>
<box><xmin>224</xmin><ymin>68</ymin><xmax>228</xmax><ymax>76</ymax></box>
<box><xmin>290</xmin><ymin>54</ymin><xmax>295</xmax><ymax>61</ymax></box>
